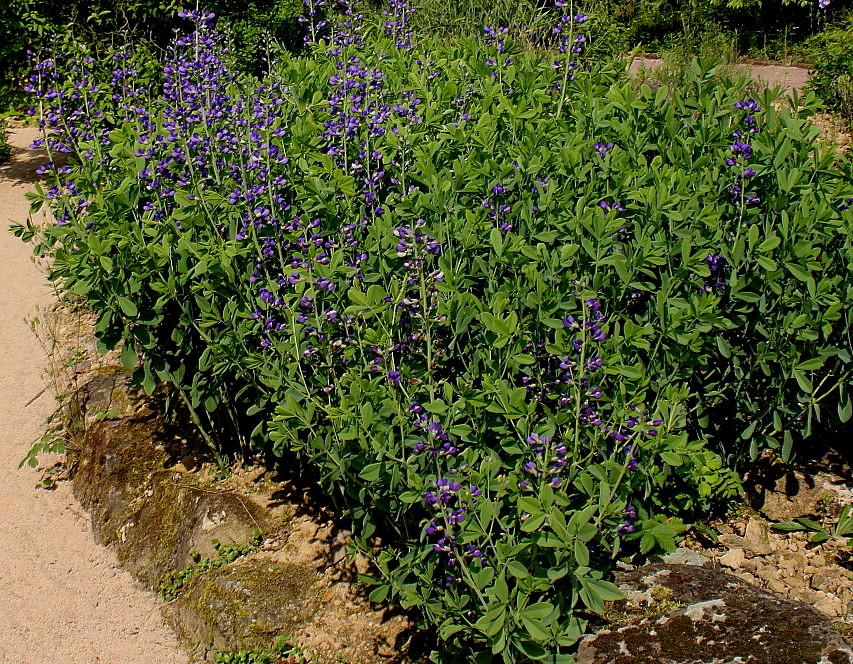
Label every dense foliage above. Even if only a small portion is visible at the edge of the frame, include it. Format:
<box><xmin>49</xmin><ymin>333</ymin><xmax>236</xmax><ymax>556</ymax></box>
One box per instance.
<box><xmin>808</xmin><ymin>14</ymin><xmax>853</xmax><ymax>124</ymax></box>
<box><xmin>17</xmin><ymin>2</ymin><xmax>853</xmax><ymax>661</ymax></box>
<box><xmin>408</xmin><ymin>0</ymin><xmax>848</xmax><ymax>58</ymax></box>
<box><xmin>0</xmin><ymin>125</ymin><xmax>10</xmax><ymax>164</ymax></box>
<box><xmin>0</xmin><ymin>0</ymin><xmax>304</xmax><ymax>111</ymax></box>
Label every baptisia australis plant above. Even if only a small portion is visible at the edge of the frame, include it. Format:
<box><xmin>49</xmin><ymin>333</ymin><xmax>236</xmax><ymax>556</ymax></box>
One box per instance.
<box><xmin>19</xmin><ymin>1</ymin><xmax>853</xmax><ymax>661</ymax></box>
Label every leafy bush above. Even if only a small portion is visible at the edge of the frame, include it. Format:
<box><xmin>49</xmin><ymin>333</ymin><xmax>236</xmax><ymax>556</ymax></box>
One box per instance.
<box><xmin>0</xmin><ymin>124</ymin><xmax>10</xmax><ymax>163</ymax></box>
<box><xmin>0</xmin><ymin>0</ymin><xmax>304</xmax><ymax>112</ymax></box>
<box><xmin>580</xmin><ymin>0</ymin><xmax>838</xmax><ymax>58</ymax></box>
<box><xmin>807</xmin><ymin>14</ymin><xmax>853</xmax><ymax>125</ymax></box>
<box><xmin>18</xmin><ymin>4</ymin><xmax>853</xmax><ymax>661</ymax></box>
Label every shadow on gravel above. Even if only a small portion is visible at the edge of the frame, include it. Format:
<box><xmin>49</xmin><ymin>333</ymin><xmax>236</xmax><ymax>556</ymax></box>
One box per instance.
<box><xmin>0</xmin><ymin>127</ymin><xmax>47</xmax><ymax>186</ymax></box>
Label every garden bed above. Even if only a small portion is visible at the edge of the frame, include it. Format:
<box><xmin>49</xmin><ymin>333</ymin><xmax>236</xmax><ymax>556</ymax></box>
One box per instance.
<box><xmin>17</xmin><ymin>2</ymin><xmax>853</xmax><ymax>661</ymax></box>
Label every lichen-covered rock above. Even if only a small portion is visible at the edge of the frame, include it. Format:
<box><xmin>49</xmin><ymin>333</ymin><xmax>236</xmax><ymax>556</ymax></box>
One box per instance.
<box><xmin>68</xmin><ymin>371</ymin><xmax>413</xmax><ymax>663</ymax></box>
<box><xmin>70</xmin><ymin>373</ymin><xmax>271</xmax><ymax>586</ymax></box>
<box><xmin>114</xmin><ymin>476</ymin><xmax>271</xmax><ymax>586</ymax></box>
<box><xmin>577</xmin><ymin>564</ymin><xmax>853</xmax><ymax>664</ymax></box>
<box><xmin>163</xmin><ymin>559</ymin><xmax>320</xmax><ymax>656</ymax></box>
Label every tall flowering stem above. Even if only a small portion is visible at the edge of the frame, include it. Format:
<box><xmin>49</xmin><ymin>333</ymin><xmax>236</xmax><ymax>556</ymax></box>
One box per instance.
<box><xmin>554</xmin><ymin>0</ymin><xmax>588</xmax><ymax>118</ymax></box>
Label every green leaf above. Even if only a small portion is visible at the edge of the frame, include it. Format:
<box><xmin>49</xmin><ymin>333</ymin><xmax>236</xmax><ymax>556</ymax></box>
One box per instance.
<box><xmin>521</xmin><ymin>513</ymin><xmax>547</xmax><ymax>532</ymax></box>
<box><xmin>757</xmin><ymin>235</ymin><xmax>780</xmax><ymax>252</ymax></box>
<box><xmin>795</xmin><ymin>357</ymin><xmax>825</xmax><ymax>371</ymax></box>
<box><xmin>507</xmin><ymin>561</ymin><xmax>530</xmax><ymax>579</ymax></box>
<box><xmin>519</xmin><ymin>616</ymin><xmax>552</xmax><ymax>642</ymax></box>
<box><xmin>117</xmin><ymin>297</ymin><xmax>138</xmax><ymax>317</ymax></box>
<box><xmin>838</xmin><ymin>395</ymin><xmax>852</xmax><ymax>423</ymax></box>
<box><xmin>792</xmin><ymin>370</ymin><xmax>813</xmax><ymax>394</ymax></box>
<box><xmin>770</xmin><ymin>521</ymin><xmax>806</xmax><ymax>532</ymax></box>
<box><xmin>660</xmin><ymin>451</ymin><xmax>683</xmax><ymax>467</ymax></box>
<box><xmin>120</xmin><ymin>343</ymin><xmax>138</xmax><ymax>369</ymax></box>
<box><xmin>368</xmin><ymin>584</ymin><xmax>390</xmax><ymax>602</ymax></box>
<box><xmin>795</xmin><ymin>517</ymin><xmax>826</xmax><ymax>532</ymax></box>
<box><xmin>786</xmin><ymin>262</ymin><xmax>810</xmax><ymax>282</ymax></box>
<box><xmin>359</xmin><ymin>462</ymin><xmax>382</xmax><ymax>482</ymax></box>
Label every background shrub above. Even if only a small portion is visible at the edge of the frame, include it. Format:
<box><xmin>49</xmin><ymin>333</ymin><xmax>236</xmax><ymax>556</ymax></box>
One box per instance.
<box><xmin>807</xmin><ymin>14</ymin><xmax>853</xmax><ymax>125</ymax></box>
<box><xmin>0</xmin><ymin>124</ymin><xmax>11</xmax><ymax>164</ymax></box>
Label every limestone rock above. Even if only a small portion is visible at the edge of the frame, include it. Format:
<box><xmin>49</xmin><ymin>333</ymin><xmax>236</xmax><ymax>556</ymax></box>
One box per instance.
<box><xmin>658</xmin><ymin>547</ymin><xmax>708</xmax><ymax>566</ymax></box>
<box><xmin>718</xmin><ymin>518</ymin><xmax>773</xmax><ymax>556</ymax></box>
<box><xmin>69</xmin><ymin>373</ymin><xmax>412</xmax><ymax>663</ymax></box>
<box><xmin>718</xmin><ymin>547</ymin><xmax>746</xmax><ymax>570</ymax></box>
<box><xmin>750</xmin><ymin>468</ymin><xmax>845</xmax><ymax>522</ymax></box>
<box><xmin>576</xmin><ymin>564</ymin><xmax>853</xmax><ymax>664</ymax></box>
<box><xmin>70</xmin><ymin>386</ymin><xmax>271</xmax><ymax>587</ymax></box>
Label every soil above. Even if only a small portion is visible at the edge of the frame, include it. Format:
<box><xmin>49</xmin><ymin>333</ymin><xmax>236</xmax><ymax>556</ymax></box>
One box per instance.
<box><xmin>0</xmin><ymin>127</ymin><xmax>187</xmax><ymax>664</ymax></box>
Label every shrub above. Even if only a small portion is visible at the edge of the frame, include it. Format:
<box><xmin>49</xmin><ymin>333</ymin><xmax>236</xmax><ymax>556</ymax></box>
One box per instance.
<box><xmin>18</xmin><ymin>4</ymin><xmax>853</xmax><ymax>661</ymax></box>
<box><xmin>0</xmin><ymin>124</ymin><xmax>10</xmax><ymax>163</ymax></box>
<box><xmin>807</xmin><ymin>14</ymin><xmax>853</xmax><ymax>125</ymax></box>
<box><xmin>0</xmin><ymin>0</ymin><xmax>305</xmax><ymax>113</ymax></box>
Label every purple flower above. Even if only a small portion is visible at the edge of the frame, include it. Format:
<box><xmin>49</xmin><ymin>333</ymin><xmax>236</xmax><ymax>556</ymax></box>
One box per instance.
<box><xmin>593</xmin><ymin>141</ymin><xmax>614</xmax><ymax>158</ymax></box>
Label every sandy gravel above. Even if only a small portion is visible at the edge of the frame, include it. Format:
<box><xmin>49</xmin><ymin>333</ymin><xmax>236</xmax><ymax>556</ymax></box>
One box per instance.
<box><xmin>630</xmin><ymin>57</ymin><xmax>810</xmax><ymax>95</ymax></box>
<box><xmin>0</xmin><ymin>127</ymin><xmax>188</xmax><ymax>664</ymax></box>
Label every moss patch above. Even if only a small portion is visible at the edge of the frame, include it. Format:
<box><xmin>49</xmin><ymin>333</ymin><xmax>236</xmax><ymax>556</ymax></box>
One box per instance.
<box><xmin>165</xmin><ymin>559</ymin><xmax>321</xmax><ymax>657</ymax></box>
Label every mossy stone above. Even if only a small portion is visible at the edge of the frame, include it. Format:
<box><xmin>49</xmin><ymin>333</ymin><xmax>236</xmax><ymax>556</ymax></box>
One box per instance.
<box><xmin>164</xmin><ymin>558</ymin><xmax>321</xmax><ymax>659</ymax></box>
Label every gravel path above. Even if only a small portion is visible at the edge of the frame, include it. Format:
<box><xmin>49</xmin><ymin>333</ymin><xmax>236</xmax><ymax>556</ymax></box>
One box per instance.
<box><xmin>0</xmin><ymin>127</ymin><xmax>187</xmax><ymax>664</ymax></box>
<box><xmin>630</xmin><ymin>57</ymin><xmax>810</xmax><ymax>95</ymax></box>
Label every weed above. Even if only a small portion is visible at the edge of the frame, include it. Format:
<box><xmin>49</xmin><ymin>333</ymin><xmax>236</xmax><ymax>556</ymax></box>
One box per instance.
<box><xmin>158</xmin><ymin>533</ymin><xmax>263</xmax><ymax>602</ymax></box>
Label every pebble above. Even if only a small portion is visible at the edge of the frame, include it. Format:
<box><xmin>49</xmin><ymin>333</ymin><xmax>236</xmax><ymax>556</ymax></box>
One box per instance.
<box><xmin>815</xmin><ymin>596</ymin><xmax>844</xmax><ymax>617</ymax></box>
<box><xmin>779</xmin><ymin>552</ymin><xmax>808</xmax><ymax>571</ymax></box>
<box><xmin>719</xmin><ymin>548</ymin><xmax>746</xmax><ymax>570</ymax></box>
<box><xmin>790</xmin><ymin>588</ymin><xmax>822</xmax><ymax>605</ymax></box>
<box><xmin>757</xmin><ymin>567</ymin><xmax>781</xmax><ymax>583</ymax></box>
<box><xmin>785</xmin><ymin>576</ymin><xmax>807</xmax><ymax>589</ymax></box>
<box><xmin>738</xmin><ymin>572</ymin><xmax>759</xmax><ymax>585</ymax></box>
<box><xmin>741</xmin><ymin>558</ymin><xmax>761</xmax><ymax>572</ymax></box>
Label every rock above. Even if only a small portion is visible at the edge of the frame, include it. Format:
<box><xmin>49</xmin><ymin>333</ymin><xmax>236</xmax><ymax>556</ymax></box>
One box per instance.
<box><xmin>768</xmin><ymin>579</ymin><xmax>788</xmax><ymax>594</ymax></box>
<box><xmin>758</xmin><ymin>567</ymin><xmax>782</xmax><ymax>583</ymax></box>
<box><xmin>752</xmin><ymin>469</ymin><xmax>840</xmax><ymax>522</ymax></box>
<box><xmin>816</xmin><ymin>597</ymin><xmax>844</xmax><ymax>617</ymax></box>
<box><xmin>813</xmin><ymin>569</ymin><xmax>844</xmax><ymax>592</ymax></box>
<box><xmin>791</xmin><ymin>588</ymin><xmax>822</xmax><ymax>605</ymax></box>
<box><xmin>718</xmin><ymin>547</ymin><xmax>746</xmax><ymax>569</ymax></box>
<box><xmin>737</xmin><ymin>571</ymin><xmax>760</xmax><ymax>585</ymax></box>
<box><xmin>741</xmin><ymin>558</ymin><xmax>761</xmax><ymax>572</ymax></box>
<box><xmin>163</xmin><ymin>558</ymin><xmax>321</xmax><ymax>656</ymax></box>
<box><xmin>575</xmin><ymin>564</ymin><xmax>853</xmax><ymax>664</ymax></box>
<box><xmin>744</xmin><ymin>518</ymin><xmax>774</xmax><ymax>555</ymax></box>
<box><xmin>72</xmin><ymin>410</ymin><xmax>272</xmax><ymax>587</ymax></box>
<box><xmin>69</xmin><ymin>373</ymin><xmax>412</xmax><ymax>663</ymax></box>
<box><xmin>780</xmin><ymin>552</ymin><xmax>809</xmax><ymax>572</ymax></box>
<box><xmin>785</xmin><ymin>576</ymin><xmax>807</xmax><ymax>590</ymax></box>
<box><xmin>718</xmin><ymin>518</ymin><xmax>773</xmax><ymax>556</ymax></box>
<box><xmin>657</xmin><ymin>547</ymin><xmax>708</xmax><ymax>566</ymax></box>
